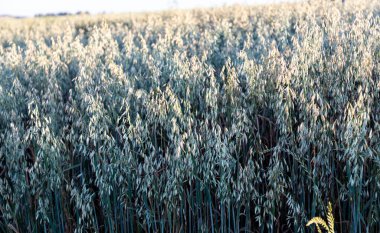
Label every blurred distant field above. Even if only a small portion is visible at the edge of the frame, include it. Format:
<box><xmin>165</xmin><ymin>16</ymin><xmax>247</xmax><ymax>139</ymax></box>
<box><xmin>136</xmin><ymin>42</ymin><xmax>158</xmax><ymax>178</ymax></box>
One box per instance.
<box><xmin>1</xmin><ymin>1</ymin><xmax>380</xmax><ymax>232</ymax></box>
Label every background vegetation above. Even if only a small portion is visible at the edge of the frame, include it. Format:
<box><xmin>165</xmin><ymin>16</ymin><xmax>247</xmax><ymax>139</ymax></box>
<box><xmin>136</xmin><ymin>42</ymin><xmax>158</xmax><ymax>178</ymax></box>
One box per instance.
<box><xmin>1</xmin><ymin>0</ymin><xmax>380</xmax><ymax>232</ymax></box>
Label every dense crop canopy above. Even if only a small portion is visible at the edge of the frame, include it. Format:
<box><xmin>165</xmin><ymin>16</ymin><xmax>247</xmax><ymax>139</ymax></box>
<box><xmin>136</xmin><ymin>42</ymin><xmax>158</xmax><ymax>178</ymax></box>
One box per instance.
<box><xmin>0</xmin><ymin>1</ymin><xmax>380</xmax><ymax>232</ymax></box>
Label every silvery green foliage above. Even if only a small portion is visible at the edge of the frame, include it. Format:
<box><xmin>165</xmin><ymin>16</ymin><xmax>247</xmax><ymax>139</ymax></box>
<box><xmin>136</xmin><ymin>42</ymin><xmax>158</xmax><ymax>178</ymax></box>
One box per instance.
<box><xmin>0</xmin><ymin>1</ymin><xmax>380</xmax><ymax>232</ymax></box>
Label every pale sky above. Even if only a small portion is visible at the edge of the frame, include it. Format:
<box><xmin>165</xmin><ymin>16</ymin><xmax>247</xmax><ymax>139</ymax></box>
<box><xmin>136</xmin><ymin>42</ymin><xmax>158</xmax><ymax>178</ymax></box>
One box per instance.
<box><xmin>0</xmin><ymin>0</ymin><xmax>300</xmax><ymax>17</ymax></box>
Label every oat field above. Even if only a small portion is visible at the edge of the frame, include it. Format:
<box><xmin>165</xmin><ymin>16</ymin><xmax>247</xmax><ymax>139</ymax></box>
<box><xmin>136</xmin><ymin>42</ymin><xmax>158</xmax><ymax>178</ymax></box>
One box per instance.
<box><xmin>1</xmin><ymin>1</ymin><xmax>380</xmax><ymax>232</ymax></box>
